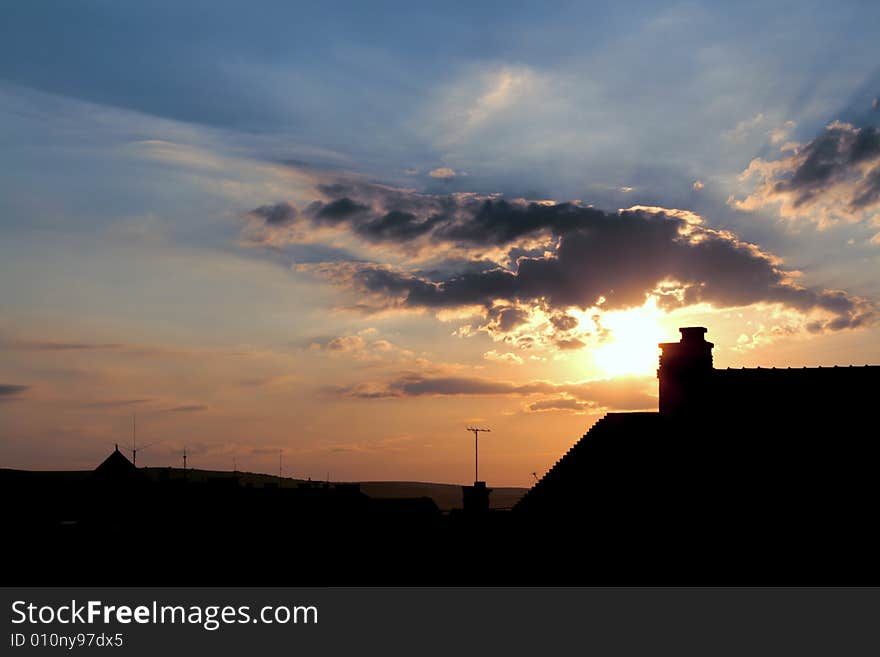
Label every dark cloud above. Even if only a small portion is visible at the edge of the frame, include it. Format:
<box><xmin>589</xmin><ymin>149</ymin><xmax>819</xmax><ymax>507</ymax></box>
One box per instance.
<box><xmin>0</xmin><ymin>383</ymin><xmax>29</xmax><ymax>399</ymax></box>
<box><xmin>851</xmin><ymin>165</ymin><xmax>880</xmax><ymax>209</ymax></box>
<box><xmin>251</xmin><ymin>182</ymin><xmax>594</xmax><ymax>250</ymax></box>
<box><xmin>737</xmin><ymin>121</ymin><xmax>880</xmax><ymax>218</ymax></box>
<box><xmin>334</xmin><ymin>373</ymin><xmax>656</xmax><ymax>411</ymax></box>
<box><xmin>250</xmin><ymin>202</ymin><xmax>298</xmax><ymax>226</ymax></box>
<box><xmin>301</xmin><ymin>205</ymin><xmax>872</xmax><ymax>331</ymax></box>
<box><xmin>314</xmin><ymin>197</ymin><xmax>369</xmax><ymax>222</ymax></box>
<box><xmin>486</xmin><ymin>305</ymin><xmax>530</xmax><ymax>333</ymax></box>
<box><xmin>779</xmin><ymin>123</ymin><xmax>880</xmax><ymax>209</ymax></box>
<box><xmin>549</xmin><ymin>313</ymin><xmax>579</xmax><ymax>331</ymax></box>
<box><xmin>245</xmin><ymin>178</ymin><xmax>871</xmax><ymax>332</ymax></box>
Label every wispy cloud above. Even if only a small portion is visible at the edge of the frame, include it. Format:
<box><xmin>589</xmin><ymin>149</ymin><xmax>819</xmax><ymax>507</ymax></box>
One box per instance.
<box><xmin>0</xmin><ymin>383</ymin><xmax>30</xmax><ymax>400</ymax></box>
<box><xmin>79</xmin><ymin>398</ymin><xmax>153</xmax><ymax>408</ymax></box>
<box><xmin>0</xmin><ymin>339</ymin><xmax>125</xmax><ymax>352</ymax></box>
<box><xmin>332</xmin><ymin>373</ymin><xmax>657</xmax><ymax>412</ymax></box>
<box><xmin>163</xmin><ymin>404</ymin><xmax>209</xmax><ymax>413</ymax></box>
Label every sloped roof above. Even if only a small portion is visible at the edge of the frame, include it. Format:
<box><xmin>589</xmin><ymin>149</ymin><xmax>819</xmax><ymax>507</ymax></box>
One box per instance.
<box><xmin>91</xmin><ymin>446</ymin><xmax>144</xmax><ymax>485</ymax></box>
<box><xmin>513</xmin><ymin>412</ymin><xmax>662</xmax><ymax>516</ymax></box>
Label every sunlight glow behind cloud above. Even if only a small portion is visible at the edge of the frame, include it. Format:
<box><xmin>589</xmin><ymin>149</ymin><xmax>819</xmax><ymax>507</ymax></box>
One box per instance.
<box><xmin>592</xmin><ymin>300</ymin><xmax>667</xmax><ymax>377</ymax></box>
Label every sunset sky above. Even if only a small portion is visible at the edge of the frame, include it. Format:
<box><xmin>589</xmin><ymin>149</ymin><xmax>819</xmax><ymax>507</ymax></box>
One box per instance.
<box><xmin>2</xmin><ymin>1</ymin><xmax>879</xmax><ymax>485</ymax></box>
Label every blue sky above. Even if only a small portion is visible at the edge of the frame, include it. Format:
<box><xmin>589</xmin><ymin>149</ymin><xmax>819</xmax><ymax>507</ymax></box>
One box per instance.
<box><xmin>1</xmin><ymin>1</ymin><xmax>879</xmax><ymax>482</ymax></box>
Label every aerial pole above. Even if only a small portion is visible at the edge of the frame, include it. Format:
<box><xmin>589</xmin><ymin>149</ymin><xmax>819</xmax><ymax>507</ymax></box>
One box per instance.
<box><xmin>466</xmin><ymin>427</ymin><xmax>491</xmax><ymax>482</ymax></box>
<box><xmin>123</xmin><ymin>412</ymin><xmax>154</xmax><ymax>467</ymax></box>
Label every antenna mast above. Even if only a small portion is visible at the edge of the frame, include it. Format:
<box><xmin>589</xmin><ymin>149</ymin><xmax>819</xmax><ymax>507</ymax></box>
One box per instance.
<box><xmin>466</xmin><ymin>427</ymin><xmax>491</xmax><ymax>482</ymax></box>
<box><xmin>123</xmin><ymin>412</ymin><xmax>154</xmax><ymax>467</ymax></box>
<box><xmin>132</xmin><ymin>413</ymin><xmax>136</xmax><ymax>464</ymax></box>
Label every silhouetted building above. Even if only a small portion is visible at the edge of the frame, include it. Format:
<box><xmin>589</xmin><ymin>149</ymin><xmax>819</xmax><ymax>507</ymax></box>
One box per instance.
<box><xmin>462</xmin><ymin>481</ymin><xmax>492</xmax><ymax>513</ymax></box>
<box><xmin>91</xmin><ymin>444</ymin><xmax>141</xmax><ymax>483</ymax></box>
<box><xmin>515</xmin><ymin>327</ymin><xmax>880</xmax><ymax>578</ymax></box>
<box><xmin>89</xmin><ymin>445</ymin><xmax>149</xmax><ymax>496</ymax></box>
<box><xmin>658</xmin><ymin>326</ymin><xmax>878</xmax><ymax>417</ymax></box>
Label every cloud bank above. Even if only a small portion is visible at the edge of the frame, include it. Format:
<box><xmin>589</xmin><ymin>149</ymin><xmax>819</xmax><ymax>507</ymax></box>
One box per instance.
<box><xmin>243</xmin><ymin>179</ymin><xmax>873</xmax><ymax>336</ymax></box>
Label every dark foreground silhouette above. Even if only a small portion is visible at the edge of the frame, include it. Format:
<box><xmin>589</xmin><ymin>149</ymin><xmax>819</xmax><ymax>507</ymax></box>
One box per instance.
<box><xmin>5</xmin><ymin>327</ymin><xmax>879</xmax><ymax>585</ymax></box>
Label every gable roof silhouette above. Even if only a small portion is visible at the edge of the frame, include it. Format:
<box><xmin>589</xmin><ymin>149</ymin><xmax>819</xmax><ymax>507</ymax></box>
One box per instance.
<box><xmin>91</xmin><ymin>445</ymin><xmax>145</xmax><ymax>485</ymax></box>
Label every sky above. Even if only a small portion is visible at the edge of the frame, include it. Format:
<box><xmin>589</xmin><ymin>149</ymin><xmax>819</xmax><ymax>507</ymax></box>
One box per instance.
<box><xmin>1</xmin><ymin>1</ymin><xmax>879</xmax><ymax>485</ymax></box>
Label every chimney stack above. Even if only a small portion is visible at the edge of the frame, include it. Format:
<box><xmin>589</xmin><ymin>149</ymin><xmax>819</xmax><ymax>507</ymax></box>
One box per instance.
<box><xmin>658</xmin><ymin>327</ymin><xmax>714</xmax><ymax>416</ymax></box>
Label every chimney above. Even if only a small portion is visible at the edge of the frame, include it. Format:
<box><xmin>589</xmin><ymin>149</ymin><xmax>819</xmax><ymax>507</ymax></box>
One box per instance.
<box><xmin>657</xmin><ymin>327</ymin><xmax>714</xmax><ymax>416</ymax></box>
<box><xmin>462</xmin><ymin>481</ymin><xmax>492</xmax><ymax>514</ymax></box>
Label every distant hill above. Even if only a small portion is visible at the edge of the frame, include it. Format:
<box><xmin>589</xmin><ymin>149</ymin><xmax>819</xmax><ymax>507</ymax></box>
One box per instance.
<box><xmin>0</xmin><ymin>468</ymin><xmax>527</xmax><ymax>511</ymax></box>
<box><xmin>359</xmin><ymin>481</ymin><xmax>526</xmax><ymax>511</ymax></box>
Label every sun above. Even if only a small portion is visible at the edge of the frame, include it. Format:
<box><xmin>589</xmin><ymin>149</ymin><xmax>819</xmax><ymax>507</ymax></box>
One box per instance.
<box><xmin>593</xmin><ymin>301</ymin><xmax>667</xmax><ymax>377</ymax></box>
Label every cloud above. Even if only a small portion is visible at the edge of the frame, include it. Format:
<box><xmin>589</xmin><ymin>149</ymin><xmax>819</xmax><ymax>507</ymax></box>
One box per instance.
<box><xmin>309</xmin><ymin>333</ymin><xmax>417</xmax><ymax>365</ymax></box>
<box><xmin>0</xmin><ymin>383</ymin><xmax>29</xmax><ymax>400</ymax></box>
<box><xmin>769</xmin><ymin>120</ymin><xmax>796</xmax><ymax>145</ymax></box>
<box><xmin>246</xmin><ymin>181</ymin><xmax>595</xmax><ymax>254</ymax></box>
<box><xmin>722</xmin><ymin>114</ymin><xmax>795</xmax><ymax>146</ymax></box>
<box><xmin>527</xmin><ymin>397</ymin><xmax>585</xmax><ymax>413</ymax></box>
<box><xmin>0</xmin><ymin>337</ymin><xmax>201</xmax><ymax>359</ymax></box>
<box><xmin>164</xmin><ymin>404</ymin><xmax>209</xmax><ymax>413</ymax></box>
<box><xmin>564</xmin><ymin>377</ymin><xmax>658</xmax><ymax>411</ymax></box>
<box><xmin>297</xmin><ymin>200</ymin><xmax>872</xmax><ymax>332</ymax></box>
<box><xmin>429</xmin><ymin>167</ymin><xmax>457</xmax><ymax>180</ymax></box>
<box><xmin>483</xmin><ymin>350</ymin><xmax>524</xmax><ymax>365</ymax></box>
<box><xmin>333</xmin><ymin>373</ymin><xmax>656</xmax><ymax>411</ymax></box>
<box><xmin>554</xmin><ymin>338</ymin><xmax>586</xmax><ymax>350</ymax></box>
<box><xmin>240</xmin><ymin>176</ymin><xmax>871</xmax><ymax>334</ymax></box>
<box><xmin>80</xmin><ymin>398</ymin><xmax>153</xmax><ymax>408</ymax></box>
<box><xmin>0</xmin><ymin>339</ymin><xmax>125</xmax><ymax>351</ymax></box>
<box><xmin>326</xmin><ymin>335</ymin><xmax>367</xmax><ymax>352</ymax></box>
<box><xmin>249</xmin><ymin>202</ymin><xmax>298</xmax><ymax>226</ymax></box>
<box><xmin>734</xmin><ymin>121</ymin><xmax>880</xmax><ymax>226</ymax></box>
<box><xmin>722</xmin><ymin>113</ymin><xmax>765</xmax><ymax>142</ymax></box>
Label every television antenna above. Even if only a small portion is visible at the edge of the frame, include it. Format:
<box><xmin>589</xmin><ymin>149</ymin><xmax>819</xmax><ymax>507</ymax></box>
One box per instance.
<box><xmin>466</xmin><ymin>427</ymin><xmax>491</xmax><ymax>482</ymax></box>
<box><xmin>119</xmin><ymin>413</ymin><xmax>155</xmax><ymax>467</ymax></box>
